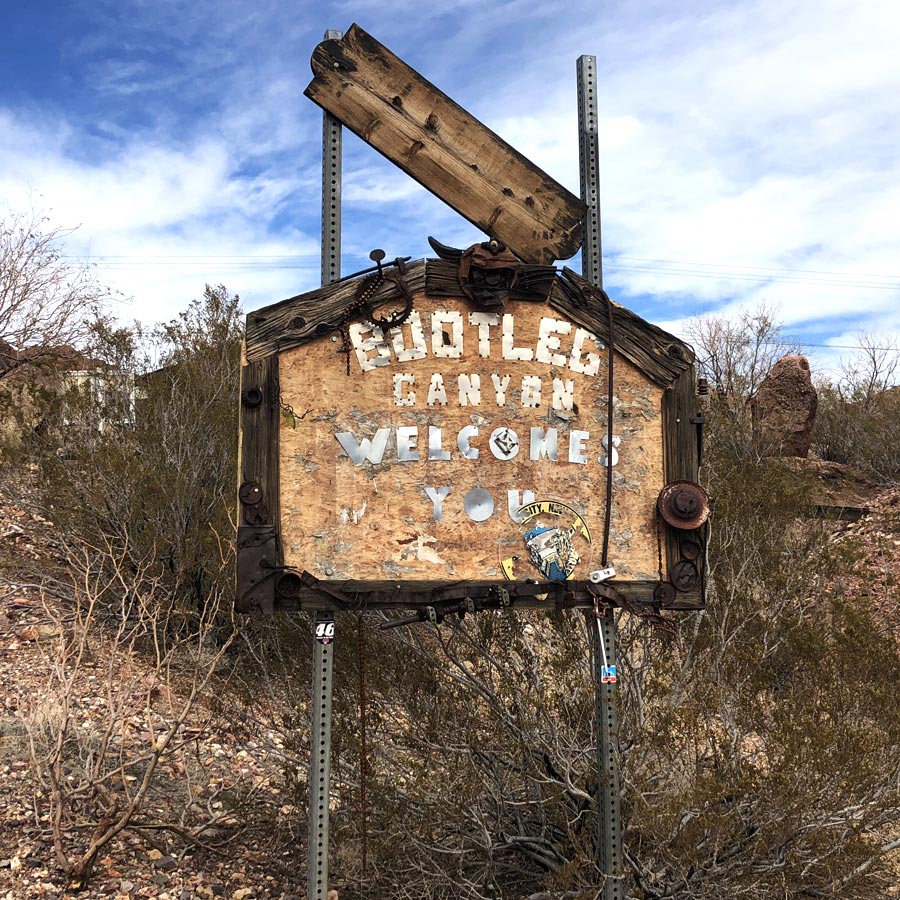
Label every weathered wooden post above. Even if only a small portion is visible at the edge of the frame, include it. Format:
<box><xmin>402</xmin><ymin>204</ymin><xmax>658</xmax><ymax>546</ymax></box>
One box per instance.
<box><xmin>236</xmin><ymin>25</ymin><xmax>709</xmax><ymax>897</ymax></box>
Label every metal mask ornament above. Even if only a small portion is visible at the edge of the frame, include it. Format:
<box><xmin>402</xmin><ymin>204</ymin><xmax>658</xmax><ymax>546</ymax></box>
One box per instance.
<box><xmin>428</xmin><ymin>236</ymin><xmax>520</xmax><ymax>310</ymax></box>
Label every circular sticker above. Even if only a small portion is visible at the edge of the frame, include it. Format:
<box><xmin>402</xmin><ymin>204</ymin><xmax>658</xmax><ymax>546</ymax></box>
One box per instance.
<box><xmin>500</xmin><ymin>500</ymin><xmax>593</xmax><ymax>582</ymax></box>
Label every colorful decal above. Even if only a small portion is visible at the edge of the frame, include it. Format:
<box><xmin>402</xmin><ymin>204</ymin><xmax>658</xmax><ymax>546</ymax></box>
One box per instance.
<box><xmin>315</xmin><ymin>620</ymin><xmax>335</xmax><ymax>644</ymax></box>
<box><xmin>501</xmin><ymin>500</ymin><xmax>593</xmax><ymax>582</ymax></box>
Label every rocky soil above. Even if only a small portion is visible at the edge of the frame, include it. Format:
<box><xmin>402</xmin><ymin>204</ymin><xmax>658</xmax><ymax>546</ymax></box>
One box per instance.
<box><xmin>0</xmin><ymin>497</ymin><xmax>314</xmax><ymax>900</ymax></box>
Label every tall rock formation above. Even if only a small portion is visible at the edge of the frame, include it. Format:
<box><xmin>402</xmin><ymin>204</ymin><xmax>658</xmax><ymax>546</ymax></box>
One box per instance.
<box><xmin>751</xmin><ymin>355</ymin><xmax>818</xmax><ymax>457</ymax></box>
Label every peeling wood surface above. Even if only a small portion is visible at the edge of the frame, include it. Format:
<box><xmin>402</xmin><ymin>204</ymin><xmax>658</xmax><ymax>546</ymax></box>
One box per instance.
<box><xmin>277</xmin><ymin>294</ymin><xmax>666</xmax><ymax>588</ymax></box>
<box><xmin>236</xmin><ymin>356</ymin><xmax>281</xmax><ymax>614</ymax></box>
<box><xmin>275</xmin><ymin>580</ymin><xmax>677</xmax><ymax>611</ymax></box>
<box><xmin>245</xmin><ymin>261</ymin><xmax>427</xmax><ymax>363</ymax></box>
<box><xmin>304</xmin><ymin>25</ymin><xmax>586</xmax><ymax>265</ymax></box>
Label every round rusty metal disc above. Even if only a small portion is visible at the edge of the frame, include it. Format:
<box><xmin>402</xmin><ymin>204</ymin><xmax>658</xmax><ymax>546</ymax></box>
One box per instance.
<box><xmin>653</xmin><ymin>582</ymin><xmax>677</xmax><ymax>605</ymax></box>
<box><xmin>276</xmin><ymin>571</ymin><xmax>303</xmax><ymax>599</ymax></box>
<box><xmin>671</xmin><ymin>560</ymin><xmax>700</xmax><ymax>592</ymax></box>
<box><xmin>243</xmin><ymin>503</ymin><xmax>269</xmax><ymax>526</ymax></box>
<box><xmin>239</xmin><ymin>481</ymin><xmax>264</xmax><ymax>505</ymax></box>
<box><xmin>241</xmin><ymin>386</ymin><xmax>263</xmax><ymax>408</ymax></box>
<box><xmin>657</xmin><ymin>481</ymin><xmax>711</xmax><ymax>531</ymax></box>
<box><xmin>680</xmin><ymin>539</ymin><xmax>702</xmax><ymax>561</ymax></box>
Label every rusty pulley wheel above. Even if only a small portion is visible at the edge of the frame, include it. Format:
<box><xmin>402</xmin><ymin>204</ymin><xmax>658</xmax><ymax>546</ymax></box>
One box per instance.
<box><xmin>680</xmin><ymin>539</ymin><xmax>702</xmax><ymax>561</ymax></box>
<box><xmin>657</xmin><ymin>481</ymin><xmax>711</xmax><ymax>531</ymax></box>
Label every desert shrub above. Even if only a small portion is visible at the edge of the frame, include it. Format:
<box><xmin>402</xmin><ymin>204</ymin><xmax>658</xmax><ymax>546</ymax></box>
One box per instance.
<box><xmin>26</xmin><ymin>285</ymin><xmax>243</xmax><ymax>613</ymax></box>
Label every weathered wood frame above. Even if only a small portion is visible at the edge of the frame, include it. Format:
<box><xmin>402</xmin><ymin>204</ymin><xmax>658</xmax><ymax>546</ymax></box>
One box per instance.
<box><xmin>237</xmin><ymin>262</ymin><xmax>703</xmax><ymax>615</ymax></box>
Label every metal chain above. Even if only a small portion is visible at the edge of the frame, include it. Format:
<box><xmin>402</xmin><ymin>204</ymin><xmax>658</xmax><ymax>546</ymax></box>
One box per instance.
<box><xmin>655</xmin><ymin>508</ymin><xmax>664</xmax><ymax>585</ymax></box>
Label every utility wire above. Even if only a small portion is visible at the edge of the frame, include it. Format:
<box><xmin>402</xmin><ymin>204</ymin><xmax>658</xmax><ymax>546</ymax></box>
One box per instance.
<box><xmin>68</xmin><ymin>253</ymin><xmax>900</xmax><ymax>290</ymax></box>
<box><xmin>613</xmin><ymin>256</ymin><xmax>900</xmax><ymax>281</ymax></box>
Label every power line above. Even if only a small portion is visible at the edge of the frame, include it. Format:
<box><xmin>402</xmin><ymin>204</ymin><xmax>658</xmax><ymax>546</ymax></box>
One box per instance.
<box><xmin>606</xmin><ymin>263</ymin><xmax>900</xmax><ymax>291</ymax></box>
<box><xmin>613</xmin><ymin>256</ymin><xmax>900</xmax><ymax>281</ymax></box>
<box><xmin>670</xmin><ymin>333</ymin><xmax>900</xmax><ymax>353</ymax></box>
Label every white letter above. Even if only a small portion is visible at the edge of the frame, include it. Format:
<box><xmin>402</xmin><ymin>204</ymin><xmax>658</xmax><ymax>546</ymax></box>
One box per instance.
<box><xmin>489</xmin><ymin>427</ymin><xmax>520</xmax><ymax>460</ymax></box>
<box><xmin>529</xmin><ymin>427</ymin><xmax>558</xmax><ymax>461</ymax></box>
<box><xmin>491</xmin><ymin>373</ymin><xmax>511</xmax><ymax>406</ymax></box>
<box><xmin>569</xmin><ymin>430</ymin><xmax>590</xmax><ymax>464</ymax></box>
<box><xmin>536</xmin><ymin>318</ymin><xmax>572</xmax><ymax>366</ymax></box>
<box><xmin>457</xmin><ymin>373</ymin><xmax>481</xmax><ymax>406</ymax></box>
<box><xmin>552</xmin><ymin>378</ymin><xmax>575</xmax><ymax>411</ymax></box>
<box><xmin>396</xmin><ymin>426</ymin><xmax>419</xmax><ymax>461</ymax></box>
<box><xmin>522</xmin><ymin>375</ymin><xmax>542</xmax><ymax>408</ymax></box>
<box><xmin>469</xmin><ymin>311</ymin><xmax>500</xmax><ymax>358</ymax></box>
<box><xmin>502</xmin><ymin>314</ymin><xmax>533</xmax><ymax>361</ymax></box>
<box><xmin>349</xmin><ymin>322</ymin><xmax>392</xmax><ymax>372</ymax></box>
<box><xmin>569</xmin><ymin>328</ymin><xmax>603</xmax><ymax>376</ymax></box>
<box><xmin>458</xmin><ymin>425</ymin><xmax>479</xmax><ymax>459</ymax></box>
<box><xmin>425</xmin><ymin>486</ymin><xmax>451</xmax><ymax>522</ymax></box>
<box><xmin>428</xmin><ymin>426</ymin><xmax>451</xmax><ymax>461</ymax></box>
<box><xmin>464</xmin><ymin>487</ymin><xmax>494</xmax><ymax>522</ymax></box>
<box><xmin>335</xmin><ymin>429</ymin><xmax>391</xmax><ymax>465</ymax></box>
<box><xmin>427</xmin><ymin>373</ymin><xmax>448</xmax><ymax>406</ymax></box>
<box><xmin>390</xmin><ymin>311</ymin><xmax>428</xmax><ymax>362</ymax></box>
<box><xmin>393</xmin><ymin>373</ymin><xmax>415</xmax><ymax>406</ymax></box>
<box><xmin>507</xmin><ymin>490</ymin><xmax>536</xmax><ymax>522</ymax></box>
<box><xmin>431</xmin><ymin>310</ymin><xmax>464</xmax><ymax>358</ymax></box>
<box><xmin>600</xmin><ymin>434</ymin><xmax>621</xmax><ymax>467</ymax></box>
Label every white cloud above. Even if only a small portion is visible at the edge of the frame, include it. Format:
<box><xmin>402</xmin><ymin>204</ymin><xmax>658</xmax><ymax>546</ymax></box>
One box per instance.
<box><xmin>1</xmin><ymin>0</ymin><xmax>899</xmax><ymax>377</ymax></box>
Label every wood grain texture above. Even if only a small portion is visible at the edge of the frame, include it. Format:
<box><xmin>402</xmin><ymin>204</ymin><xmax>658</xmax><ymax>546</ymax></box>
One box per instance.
<box><xmin>304</xmin><ymin>25</ymin><xmax>586</xmax><ymax>265</ymax></box>
<box><xmin>273</xmin><ymin>579</ymin><xmax>668</xmax><ymax>611</ymax></box>
<box><xmin>236</xmin><ymin>356</ymin><xmax>282</xmax><ymax>614</ymax></box>
<box><xmin>661</xmin><ymin>366</ymin><xmax>703</xmax><ymax>608</ymax></box>
<box><xmin>425</xmin><ymin>258</ymin><xmax>557</xmax><ymax>303</ymax></box>
<box><xmin>245</xmin><ymin>261</ymin><xmax>427</xmax><ymax>363</ymax></box>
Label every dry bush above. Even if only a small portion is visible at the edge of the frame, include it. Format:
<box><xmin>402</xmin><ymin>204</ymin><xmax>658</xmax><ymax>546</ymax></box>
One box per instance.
<box><xmin>18</xmin><ymin>537</ymin><xmax>239</xmax><ymax>889</ymax></box>
<box><xmin>0</xmin><ymin>210</ymin><xmax>112</xmax><ymax>381</ymax></box>
<box><xmin>814</xmin><ymin>331</ymin><xmax>900</xmax><ymax>483</ymax></box>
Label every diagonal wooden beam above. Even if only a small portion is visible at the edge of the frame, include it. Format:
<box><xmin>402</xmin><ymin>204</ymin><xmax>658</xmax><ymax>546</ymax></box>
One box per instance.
<box><xmin>305</xmin><ymin>24</ymin><xmax>587</xmax><ymax>265</ymax></box>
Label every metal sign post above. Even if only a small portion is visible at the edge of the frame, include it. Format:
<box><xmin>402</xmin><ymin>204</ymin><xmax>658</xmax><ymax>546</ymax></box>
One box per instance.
<box><xmin>577</xmin><ymin>55</ymin><xmax>603</xmax><ymax>291</ymax></box>
<box><xmin>308</xmin><ymin>30</ymin><xmax>343</xmax><ymax>900</ymax></box>
<box><xmin>578</xmin><ymin>53</ymin><xmax>625</xmax><ymax>900</ymax></box>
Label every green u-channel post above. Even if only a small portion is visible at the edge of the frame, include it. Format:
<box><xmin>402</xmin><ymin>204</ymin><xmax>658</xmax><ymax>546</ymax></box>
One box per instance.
<box><xmin>578</xmin><ymin>52</ymin><xmax>625</xmax><ymax>900</ymax></box>
<box><xmin>307</xmin><ymin>27</ymin><xmax>343</xmax><ymax>900</ymax></box>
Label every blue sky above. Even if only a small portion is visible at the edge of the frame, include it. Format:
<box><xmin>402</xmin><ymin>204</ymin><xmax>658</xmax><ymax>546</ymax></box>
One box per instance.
<box><xmin>2</xmin><ymin>0</ymin><xmax>899</xmax><ymax>375</ymax></box>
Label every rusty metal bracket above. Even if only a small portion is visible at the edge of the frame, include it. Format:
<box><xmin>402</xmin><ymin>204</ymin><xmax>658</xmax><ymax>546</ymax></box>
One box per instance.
<box><xmin>235</xmin><ymin>526</ymin><xmax>279</xmax><ymax>615</ymax></box>
<box><xmin>332</xmin><ymin>252</ymin><xmax>412</xmax><ymax>285</ymax></box>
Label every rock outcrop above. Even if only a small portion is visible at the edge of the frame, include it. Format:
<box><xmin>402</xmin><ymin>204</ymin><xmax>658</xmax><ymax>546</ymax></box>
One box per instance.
<box><xmin>751</xmin><ymin>355</ymin><xmax>818</xmax><ymax>457</ymax></box>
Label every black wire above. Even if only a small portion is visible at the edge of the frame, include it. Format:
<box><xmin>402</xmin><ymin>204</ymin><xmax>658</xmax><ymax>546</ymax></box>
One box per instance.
<box><xmin>601</xmin><ymin>288</ymin><xmax>615</xmax><ymax>568</ymax></box>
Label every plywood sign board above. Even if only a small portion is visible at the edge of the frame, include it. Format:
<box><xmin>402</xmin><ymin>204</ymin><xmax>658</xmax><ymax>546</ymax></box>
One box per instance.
<box><xmin>237</xmin><ymin>261</ymin><xmax>704</xmax><ymax>616</ymax></box>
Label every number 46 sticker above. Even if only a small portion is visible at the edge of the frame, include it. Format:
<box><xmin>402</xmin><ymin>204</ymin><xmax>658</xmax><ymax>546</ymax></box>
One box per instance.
<box><xmin>315</xmin><ymin>620</ymin><xmax>335</xmax><ymax>644</ymax></box>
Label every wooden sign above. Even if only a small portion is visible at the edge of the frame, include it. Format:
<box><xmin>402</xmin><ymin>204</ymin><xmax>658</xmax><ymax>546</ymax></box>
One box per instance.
<box><xmin>304</xmin><ymin>25</ymin><xmax>587</xmax><ymax>265</ymax></box>
<box><xmin>237</xmin><ymin>259</ymin><xmax>705</xmax><ymax>616</ymax></box>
